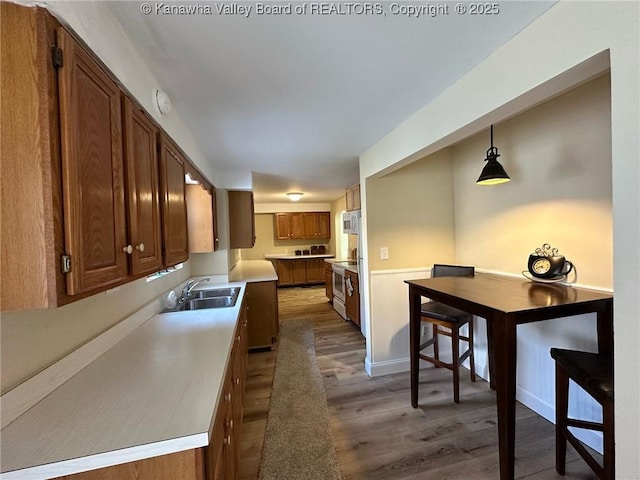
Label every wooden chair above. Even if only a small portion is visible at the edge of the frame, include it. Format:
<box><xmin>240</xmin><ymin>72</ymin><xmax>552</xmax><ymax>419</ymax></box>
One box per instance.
<box><xmin>418</xmin><ymin>264</ymin><xmax>476</xmax><ymax>403</ymax></box>
<box><xmin>550</xmin><ymin>348</ymin><xmax>614</xmax><ymax>480</ymax></box>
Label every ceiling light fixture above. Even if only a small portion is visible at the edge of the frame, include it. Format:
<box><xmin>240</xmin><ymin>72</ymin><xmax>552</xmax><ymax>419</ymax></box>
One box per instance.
<box><xmin>287</xmin><ymin>192</ymin><xmax>304</xmax><ymax>201</ymax></box>
<box><xmin>476</xmin><ymin>124</ymin><xmax>511</xmax><ymax>185</ymax></box>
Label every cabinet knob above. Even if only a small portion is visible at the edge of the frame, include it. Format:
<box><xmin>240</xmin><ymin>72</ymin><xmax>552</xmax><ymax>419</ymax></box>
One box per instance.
<box><xmin>136</xmin><ymin>243</ymin><xmax>145</xmax><ymax>252</ymax></box>
<box><xmin>224</xmin><ymin>435</ymin><xmax>231</xmax><ymax>445</ymax></box>
<box><xmin>225</xmin><ymin>393</ymin><xmax>232</xmax><ymax>402</ymax></box>
<box><xmin>122</xmin><ymin>245</ymin><xmax>133</xmax><ymax>254</ymax></box>
<box><xmin>234</xmin><ymin>377</ymin><xmax>240</xmax><ymax>385</ymax></box>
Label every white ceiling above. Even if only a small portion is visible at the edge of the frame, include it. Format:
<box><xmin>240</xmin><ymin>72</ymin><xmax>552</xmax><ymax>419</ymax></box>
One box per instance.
<box><xmin>105</xmin><ymin>1</ymin><xmax>555</xmax><ymax>203</ymax></box>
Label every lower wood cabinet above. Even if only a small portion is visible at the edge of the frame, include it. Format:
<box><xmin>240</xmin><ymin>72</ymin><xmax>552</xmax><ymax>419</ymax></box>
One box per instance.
<box><xmin>345</xmin><ymin>270</ymin><xmax>360</xmax><ymax>327</ymax></box>
<box><xmin>275</xmin><ymin>258</ymin><xmax>326</xmax><ymax>287</ymax></box>
<box><xmin>53</xmin><ymin>301</ymin><xmax>249</xmax><ymax>480</ymax></box>
<box><xmin>246</xmin><ymin>281</ymin><xmax>279</xmax><ymax>349</ymax></box>
<box><xmin>325</xmin><ymin>261</ymin><xmax>333</xmax><ymax>301</ymax></box>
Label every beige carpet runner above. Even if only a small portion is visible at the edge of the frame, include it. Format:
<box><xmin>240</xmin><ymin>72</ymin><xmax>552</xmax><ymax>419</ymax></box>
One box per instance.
<box><xmin>258</xmin><ymin>318</ymin><xmax>342</xmax><ymax>480</ymax></box>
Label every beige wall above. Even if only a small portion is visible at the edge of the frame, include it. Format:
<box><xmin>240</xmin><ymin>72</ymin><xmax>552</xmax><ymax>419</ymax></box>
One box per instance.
<box><xmin>452</xmin><ymin>74</ymin><xmax>612</xmax><ymax>287</ymax></box>
<box><xmin>366</xmin><ymin>149</ymin><xmax>456</xmax><ymax>271</ymax></box>
<box><xmin>240</xmin><ymin>213</ymin><xmax>333</xmax><ymax>260</ymax></box>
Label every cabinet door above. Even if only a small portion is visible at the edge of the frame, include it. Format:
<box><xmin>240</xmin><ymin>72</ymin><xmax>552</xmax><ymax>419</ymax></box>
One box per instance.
<box><xmin>291</xmin><ymin>259</ymin><xmax>307</xmax><ymax>285</ymax></box>
<box><xmin>122</xmin><ymin>97</ymin><xmax>163</xmax><ymax>276</ymax></box>
<box><xmin>159</xmin><ymin>134</ymin><xmax>189</xmax><ymax>266</ymax></box>
<box><xmin>289</xmin><ymin>213</ymin><xmax>305</xmax><ymax>239</ymax></box>
<box><xmin>274</xmin><ymin>213</ymin><xmax>290</xmax><ymax>240</ymax></box>
<box><xmin>57</xmin><ymin>28</ymin><xmax>128</xmax><ymax>295</ymax></box>
<box><xmin>306</xmin><ymin>258</ymin><xmax>324</xmax><ymax>284</ymax></box>
<box><xmin>325</xmin><ymin>262</ymin><xmax>333</xmax><ymax>300</ymax></box>
<box><xmin>246</xmin><ymin>281</ymin><xmax>278</xmax><ymax>348</ymax></box>
<box><xmin>211</xmin><ymin>188</ymin><xmax>219</xmax><ymax>251</ymax></box>
<box><xmin>186</xmin><ymin>184</ymin><xmax>214</xmax><ymax>253</ymax></box>
<box><xmin>276</xmin><ymin>260</ymin><xmax>292</xmax><ymax>286</ymax></box>
<box><xmin>316</xmin><ymin>212</ymin><xmax>331</xmax><ymax>238</ymax></box>
<box><xmin>345</xmin><ymin>271</ymin><xmax>359</xmax><ymax>325</ymax></box>
<box><xmin>302</xmin><ymin>213</ymin><xmax>317</xmax><ymax>238</ymax></box>
<box><xmin>228</xmin><ymin>190</ymin><xmax>255</xmax><ymax>248</ymax></box>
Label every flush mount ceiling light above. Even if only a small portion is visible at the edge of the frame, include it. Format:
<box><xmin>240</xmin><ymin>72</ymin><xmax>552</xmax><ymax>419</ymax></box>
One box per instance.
<box><xmin>154</xmin><ymin>89</ymin><xmax>171</xmax><ymax>115</ymax></box>
<box><xmin>476</xmin><ymin>124</ymin><xmax>511</xmax><ymax>186</ymax></box>
<box><xmin>287</xmin><ymin>192</ymin><xmax>304</xmax><ymax>201</ymax></box>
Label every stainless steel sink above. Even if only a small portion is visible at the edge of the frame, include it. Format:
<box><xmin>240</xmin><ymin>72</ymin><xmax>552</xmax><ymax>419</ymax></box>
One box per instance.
<box><xmin>184</xmin><ymin>296</ymin><xmax>237</xmax><ymax>309</ymax></box>
<box><xmin>161</xmin><ymin>287</ymin><xmax>240</xmax><ymax>313</ymax></box>
<box><xmin>195</xmin><ymin>287</ymin><xmax>240</xmax><ymax>299</ymax></box>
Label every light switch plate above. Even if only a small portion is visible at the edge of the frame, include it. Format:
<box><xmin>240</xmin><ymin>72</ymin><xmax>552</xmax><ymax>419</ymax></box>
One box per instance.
<box><xmin>380</xmin><ymin>247</ymin><xmax>389</xmax><ymax>260</ymax></box>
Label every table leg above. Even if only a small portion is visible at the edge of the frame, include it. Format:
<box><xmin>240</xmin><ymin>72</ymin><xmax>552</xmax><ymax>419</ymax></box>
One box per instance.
<box><xmin>410</xmin><ymin>286</ymin><xmax>421</xmax><ymax>408</ymax></box>
<box><xmin>597</xmin><ymin>299</ymin><xmax>614</xmax><ymax>358</ymax></box>
<box><xmin>492</xmin><ymin>315</ymin><xmax>518</xmax><ymax>480</ymax></box>
<box><xmin>486</xmin><ymin>319</ymin><xmax>496</xmax><ymax>390</ymax></box>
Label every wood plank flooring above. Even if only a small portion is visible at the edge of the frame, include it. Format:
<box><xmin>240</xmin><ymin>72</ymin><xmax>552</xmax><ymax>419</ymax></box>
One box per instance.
<box><xmin>239</xmin><ymin>286</ymin><xmax>599</xmax><ymax>479</ymax></box>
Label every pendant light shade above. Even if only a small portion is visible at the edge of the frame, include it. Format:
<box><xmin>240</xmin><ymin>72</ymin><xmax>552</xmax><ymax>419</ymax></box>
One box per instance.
<box><xmin>476</xmin><ymin>125</ymin><xmax>510</xmax><ymax>185</ymax></box>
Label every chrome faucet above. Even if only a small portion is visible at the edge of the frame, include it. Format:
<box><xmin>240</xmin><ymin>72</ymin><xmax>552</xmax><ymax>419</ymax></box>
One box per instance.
<box><xmin>180</xmin><ymin>277</ymin><xmax>210</xmax><ymax>302</ymax></box>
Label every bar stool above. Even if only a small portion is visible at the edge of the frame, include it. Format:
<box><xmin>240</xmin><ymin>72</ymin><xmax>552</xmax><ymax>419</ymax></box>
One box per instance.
<box><xmin>417</xmin><ymin>264</ymin><xmax>475</xmax><ymax>403</ymax></box>
<box><xmin>550</xmin><ymin>348</ymin><xmax>614</xmax><ymax>480</ymax></box>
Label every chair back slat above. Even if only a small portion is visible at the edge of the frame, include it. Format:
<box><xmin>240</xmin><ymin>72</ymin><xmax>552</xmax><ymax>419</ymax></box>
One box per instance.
<box><xmin>432</xmin><ymin>264</ymin><xmax>475</xmax><ymax>278</ymax></box>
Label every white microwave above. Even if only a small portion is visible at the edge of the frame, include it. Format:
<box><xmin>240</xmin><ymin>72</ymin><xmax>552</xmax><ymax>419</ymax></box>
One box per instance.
<box><xmin>342</xmin><ymin>210</ymin><xmax>360</xmax><ymax>235</ymax></box>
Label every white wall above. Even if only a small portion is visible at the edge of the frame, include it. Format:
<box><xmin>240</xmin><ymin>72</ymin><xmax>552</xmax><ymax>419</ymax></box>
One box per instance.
<box><xmin>359</xmin><ymin>2</ymin><xmax>639</xmax><ymax>476</ymax></box>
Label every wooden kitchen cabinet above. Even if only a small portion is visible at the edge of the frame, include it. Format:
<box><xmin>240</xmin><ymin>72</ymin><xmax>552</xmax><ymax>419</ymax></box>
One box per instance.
<box><xmin>345</xmin><ymin>269</ymin><xmax>360</xmax><ymax>327</ymax></box>
<box><xmin>228</xmin><ymin>190</ymin><xmax>256</xmax><ymax>248</ymax></box>
<box><xmin>1</xmin><ymin>4</ymin><xmax>68</xmax><ymax>310</ymax></box>
<box><xmin>159</xmin><ymin>134</ymin><xmax>189</xmax><ymax>266</ymax></box>
<box><xmin>325</xmin><ymin>261</ymin><xmax>333</xmax><ymax>301</ymax></box>
<box><xmin>57</xmin><ymin>26</ymin><xmax>129</xmax><ymax>294</ymax></box>
<box><xmin>346</xmin><ymin>184</ymin><xmax>361</xmax><ymax>211</ymax></box>
<box><xmin>1</xmin><ymin>4</ymin><xmax>201</xmax><ymax>310</ymax></box>
<box><xmin>246</xmin><ymin>281</ymin><xmax>279</xmax><ymax>349</ymax></box>
<box><xmin>274</xmin><ymin>212</ymin><xmax>304</xmax><ymax>240</ymax></box>
<box><xmin>275</xmin><ymin>258</ymin><xmax>326</xmax><ymax>287</ymax></box>
<box><xmin>122</xmin><ymin>97</ymin><xmax>164</xmax><ymax>276</ymax></box>
<box><xmin>303</xmin><ymin>212</ymin><xmax>331</xmax><ymax>239</ymax></box>
<box><xmin>274</xmin><ymin>212</ymin><xmax>330</xmax><ymax>240</ymax></box>
<box><xmin>186</xmin><ymin>184</ymin><xmax>217</xmax><ymax>253</ymax></box>
<box><xmin>306</xmin><ymin>257</ymin><xmax>325</xmax><ymax>284</ymax></box>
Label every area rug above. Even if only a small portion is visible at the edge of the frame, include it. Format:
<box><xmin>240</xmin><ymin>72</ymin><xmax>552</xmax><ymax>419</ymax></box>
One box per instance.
<box><xmin>258</xmin><ymin>318</ymin><xmax>342</xmax><ymax>480</ymax></box>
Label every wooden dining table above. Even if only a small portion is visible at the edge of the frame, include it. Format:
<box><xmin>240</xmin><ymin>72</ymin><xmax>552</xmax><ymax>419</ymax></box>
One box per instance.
<box><xmin>405</xmin><ymin>272</ymin><xmax>613</xmax><ymax>480</ymax></box>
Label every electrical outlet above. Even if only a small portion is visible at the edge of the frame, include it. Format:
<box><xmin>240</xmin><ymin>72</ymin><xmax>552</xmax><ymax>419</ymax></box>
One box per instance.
<box><xmin>380</xmin><ymin>246</ymin><xmax>389</xmax><ymax>260</ymax></box>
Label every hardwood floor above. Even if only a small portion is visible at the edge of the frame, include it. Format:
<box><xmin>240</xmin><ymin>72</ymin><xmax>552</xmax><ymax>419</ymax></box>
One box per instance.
<box><xmin>239</xmin><ymin>286</ymin><xmax>599</xmax><ymax>479</ymax></box>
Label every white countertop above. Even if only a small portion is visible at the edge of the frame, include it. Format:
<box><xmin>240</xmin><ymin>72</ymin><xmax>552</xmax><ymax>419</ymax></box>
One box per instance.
<box><xmin>264</xmin><ymin>254</ymin><xmax>334</xmax><ymax>260</ymax></box>
<box><xmin>229</xmin><ymin>259</ymin><xmax>278</xmax><ymax>282</ymax></box>
<box><xmin>0</xmin><ymin>283</ymin><xmax>246</xmax><ymax>480</ymax></box>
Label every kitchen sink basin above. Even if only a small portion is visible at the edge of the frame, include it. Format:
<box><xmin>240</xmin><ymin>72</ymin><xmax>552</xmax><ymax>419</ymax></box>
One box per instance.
<box><xmin>184</xmin><ymin>296</ymin><xmax>237</xmax><ymax>309</ymax></box>
<box><xmin>161</xmin><ymin>287</ymin><xmax>240</xmax><ymax>313</ymax></box>
<box><xmin>195</xmin><ymin>287</ymin><xmax>240</xmax><ymax>299</ymax></box>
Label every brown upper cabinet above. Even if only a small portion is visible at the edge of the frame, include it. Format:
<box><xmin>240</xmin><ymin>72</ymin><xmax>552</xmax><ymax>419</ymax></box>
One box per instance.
<box><xmin>57</xmin><ymin>26</ymin><xmax>130</xmax><ymax>295</ymax></box>
<box><xmin>274</xmin><ymin>212</ymin><xmax>304</xmax><ymax>240</ymax></box>
<box><xmin>228</xmin><ymin>190</ymin><xmax>256</xmax><ymax>248</ymax></box>
<box><xmin>186</xmin><ymin>184</ymin><xmax>218</xmax><ymax>253</ymax></box>
<box><xmin>346</xmin><ymin>184</ymin><xmax>361</xmax><ymax>211</ymax></box>
<box><xmin>159</xmin><ymin>134</ymin><xmax>189</xmax><ymax>266</ymax></box>
<box><xmin>122</xmin><ymin>97</ymin><xmax>164</xmax><ymax>276</ymax></box>
<box><xmin>1</xmin><ymin>5</ymin><xmax>200</xmax><ymax>311</ymax></box>
<box><xmin>274</xmin><ymin>212</ymin><xmax>330</xmax><ymax>240</ymax></box>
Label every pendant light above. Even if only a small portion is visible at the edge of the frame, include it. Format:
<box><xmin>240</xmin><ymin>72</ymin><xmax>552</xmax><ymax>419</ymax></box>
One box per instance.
<box><xmin>476</xmin><ymin>125</ymin><xmax>510</xmax><ymax>185</ymax></box>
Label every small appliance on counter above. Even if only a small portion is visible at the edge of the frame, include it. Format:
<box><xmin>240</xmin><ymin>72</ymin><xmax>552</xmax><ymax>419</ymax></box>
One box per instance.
<box><xmin>318</xmin><ymin>245</ymin><xmax>326</xmax><ymax>254</ymax></box>
<box><xmin>295</xmin><ymin>249</ymin><xmax>302</xmax><ymax>256</ymax></box>
<box><xmin>310</xmin><ymin>245</ymin><xmax>319</xmax><ymax>254</ymax></box>
<box><xmin>302</xmin><ymin>249</ymin><xmax>310</xmax><ymax>255</ymax></box>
